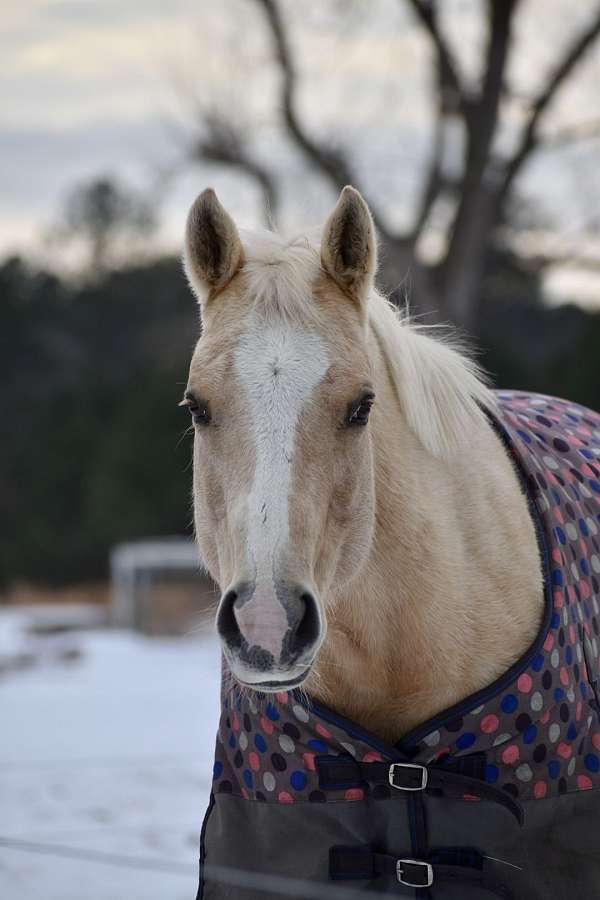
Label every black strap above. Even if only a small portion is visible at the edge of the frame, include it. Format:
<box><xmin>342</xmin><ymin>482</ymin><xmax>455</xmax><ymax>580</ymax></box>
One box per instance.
<box><xmin>316</xmin><ymin>756</ymin><xmax>524</xmax><ymax>826</ymax></box>
<box><xmin>330</xmin><ymin>845</ymin><xmax>511</xmax><ymax>897</ymax></box>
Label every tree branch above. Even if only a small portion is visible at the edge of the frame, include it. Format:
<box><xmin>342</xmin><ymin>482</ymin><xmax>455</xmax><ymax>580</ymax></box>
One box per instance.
<box><xmin>190</xmin><ymin>113</ymin><xmax>279</xmax><ymax>220</ymax></box>
<box><xmin>253</xmin><ymin>0</ymin><xmax>356</xmax><ymax>192</ymax></box>
<box><xmin>499</xmin><ymin>6</ymin><xmax>600</xmax><ymax>202</ymax></box>
<box><xmin>405</xmin><ymin>0</ymin><xmax>472</xmax><ymax>125</ymax></box>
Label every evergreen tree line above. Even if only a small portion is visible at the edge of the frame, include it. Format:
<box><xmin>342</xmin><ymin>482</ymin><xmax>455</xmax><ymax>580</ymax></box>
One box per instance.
<box><xmin>1</xmin><ymin>251</ymin><xmax>598</xmax><ymax>588</ymax></box>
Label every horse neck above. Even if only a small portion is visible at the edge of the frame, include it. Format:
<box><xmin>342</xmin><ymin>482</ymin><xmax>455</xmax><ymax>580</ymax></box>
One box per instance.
<box><xmin>309</xmin><ymin>325</ymin><xmax>544</xmax><ymax>742</ymax></box>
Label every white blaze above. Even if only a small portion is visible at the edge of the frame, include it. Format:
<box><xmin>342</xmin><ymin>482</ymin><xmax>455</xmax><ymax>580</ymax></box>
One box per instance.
<box><xmin>233</xmin><ymin>322</ymin><xmax>329</xmax><ymax>657</ymax></box>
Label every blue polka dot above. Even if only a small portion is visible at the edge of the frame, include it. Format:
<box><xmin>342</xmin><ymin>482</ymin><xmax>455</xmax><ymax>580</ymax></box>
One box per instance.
<box><xmin>523</xmin><ymin>725</ymin><xmax>537</xmax><ymax>744</ymax></box>
<box><xmin>548</xmin><ymin>760</ymin><xmax>560</xmax><ymax>779</ymax></box>
<box><xmin>228</xmin><ymin>734</ymin><xmax>236</xmax><ymax>748</ymax></box>
<box><xmin>501</xmin><ymin>694</ymin><xmax>518</xmax><ymax>714</ymax></box>
<box><xmin>532</xmin><ymin>653</ymin><xmax>544</xmax><ymax>672</ymax></box>
<box><xmin>580</xmin><ymin>449</ymin><xmax>594</xmax><ymax>459</ymax></box>
<box><xmin>566</xmin><ymin>646</ymin><xmax>573</xmax><ymax>665</ymax></box>
<box><xmin>584</xmin><ymin>753</ymin><xmax>599</xmax><ymax>773</ymax></box>
<box><xmin>580</xmin><ymin>682</ymin><xmax>588</xmax><ymax>698</ymax></box>
<box><xmin>517</xmin><ymin>430</ymin><xmax>531</xmax><ymax>444</ymax></box>
<box><xmin>266</xmin><ymin>703</ymin><xmax>280</xmax><ymax>721</ymax></box>
<box><xmin>589</xmin><ymin>480</ymin><xmax>600</xmax><ymax>495</ymax></box>
<box><xmin>290</xmin><ymin>770</ymin><xmax>307</xmax><ymax>790</ymax></box>
<box><xmin>554</xmin><ymin>688</ymin><xmax>564</xmax><ymax>702</ymax></box>
<box><xmin>243</xmin><ymin>769</ymin><xmax>253</xmax><ymax>789</ymax></box>
<box><xmin>213</xmin><ymin>761</ymin><xmax>223</xmax><ymax>779</ymax></box>
<box><xmin>554</xmin><ymin>527</ymin><xmax>566</xmax><ymax>545</ymax></box>
<box><xmin>456</xmin><ymin>732</ymin><xmax>476</xmax><ymax>750</ymax></box>
<box><xmin>254</xmin><ymin>734</ymin><xmax>267</xmax><ymax>752</ymax></box>
<box><xmin>484</xmin><ymin>764</ymin><xmax>499</xmax><ymax>783</ymax></box>
<box><xmin>551</xmin><ymin>489</ymin><xmax>561</xmax><ymax>506</ymax></box>
<box><xmin>307</xmin><ymin>739</ymin><xmax>328</xmax><ymax>753</ymax></box>
<box><xmin>579</xmin><ymin>518</ymin><xmax>589</xmax><ymax>537</ymax></box>
<box><xmin>581</xmin><ymin>559</ymin><xmax>589</xmax><ymax>576</ymax></box>
<box><xmin>567</xmin><ymin>723</ymin><xmax>577</xmax><ymax>741</ymax></box>
<box><xmin>550</xmin><ymin>612</ymin><xmax>560</xmax><ymax>629</ymax></box>
<box><xmin>552</xmin><ymin>570</ymin><xmax>563</xmax><ymax>587</ymax></box>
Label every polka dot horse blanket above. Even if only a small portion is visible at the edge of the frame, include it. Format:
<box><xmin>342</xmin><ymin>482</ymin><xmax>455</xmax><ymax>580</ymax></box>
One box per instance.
<box><xmin>197</xmin><ymin>391</ymin><xmax>600</xmax><ymax>899</ymax></box>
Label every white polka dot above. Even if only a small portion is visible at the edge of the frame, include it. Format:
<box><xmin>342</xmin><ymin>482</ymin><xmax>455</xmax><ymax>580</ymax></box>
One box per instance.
<box><xmin>576</xmin><ymin>644</ymin><xmax>583</xmax><ymax>663</ymax></box>
<box><xmin>537</xmin><ymin>496</ymin><xmax>550</xmax><ymax>513</ymax></box>
<box><xmin>543</xmin><ymin>455</ymin><xmax>559</xmax><ymax>470</ymax></box>
<box><xmin>470</xmin><ymin>705</ymin><xmax>484</xmax><ymax>716</ymax></box>
<box><xmin>580</xmin><ymin>484</ymin><xmax>592</xmax><ymax>499</ymax></box>
<box><xmin>566</xmin><ymin>687</ymin><xmax>575</xmax><ymax>703</ymax></box>
<box><xmin>592</xmin><ymin>597</ymin><xmax>599</xmax><ymax>616</ymax></box>
<box><xmin>571</xmin><ymin>562</ymin><xmax>580</xmax><ymax>582</ymax></box>
<box><xmin>423</xmin><ymin>730</ymin><xmax>440</xmax><ymax>748</ymax></box>
<box><xmin>530</xmin><ymin>692</ymin><xmax>543</xmax><ymax>712</ymax></box>
<box><xmin>567</xmin><ymin>757</ymin><xmax>576</xmax><ymax>776</ymax></box>
<box><xmin>551</xmin><ymin>649</ymin><xmax>560</xmax><ymax>668</ymax></box>
<box><xmin>239</xmin><ymin>732</ymin><xmax>248</xmax><ymax>751</ymax></box>
<box><xmin>340</xmin><ymin>742</ymin><xmax>357</xmax><ymax>758</ymax></box>
<box><xmin>249</xmin><ymin>696</ymin><xmax>258</xmax><ymax>714</ymax></box>
<box><xmin>516</xmin><ymin>764</ymin><xmax>533</xmax><ymax>782</ymax></box>
<box><xmin>263</xmin><ymin>772</ymin><xmax>276</xmax><ymax>791</ymax></box>
<box><xmin>493</xmin><ymin>733</ymin><xmax>511</xmax><ymax>747</ymax></box>
<box><xmin>566</xmin><ymin>523</ymin><xmax>578</xmax><ymax>541</ymax></box>
<box><xmin>293</xmin><ymin>704</ymin><xmax>309</xmax><ymax>723</ymax></box>
<box><xmin>549</xmin><ymin>723</ymin><xmax>561</xmax><ymax>744</ymax></box>
<box><xmin>279</xmin><ymin>734</ymin><xmax>295</xmax><ymax>753</ymax></box>
<box><xmin>563</xmin><ymin>608</ymin><xmax>569</xmax><ymax>626</ymax></box>
<box><xmin>587</xmin><ymin>518</ymin><xmax>597</xmax><ymax>536</ymax></box>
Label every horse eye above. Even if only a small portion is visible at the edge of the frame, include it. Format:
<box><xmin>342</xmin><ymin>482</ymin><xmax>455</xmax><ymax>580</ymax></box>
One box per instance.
<box><xmin>346</xmin><ymin>392</ymin><xmax>375</xmax><ymax>427</ymax></box>
<box><xmin>182</xmin><ymin>396</ymin><xmax>211</xmax><ymax>426</ymax></box>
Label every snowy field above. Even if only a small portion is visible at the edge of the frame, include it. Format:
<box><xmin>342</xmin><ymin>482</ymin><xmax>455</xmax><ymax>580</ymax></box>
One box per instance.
<box><xmin>0</xmin><ymin>606</ymin><xmax>221</xmax><ymax>900</ymax></box>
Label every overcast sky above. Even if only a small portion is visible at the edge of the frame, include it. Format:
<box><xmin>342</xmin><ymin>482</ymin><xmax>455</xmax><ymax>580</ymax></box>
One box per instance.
<box><xmin>2</xmin><ymin>0</ymin><xmax>600</xmax><ymax>304</ymax></box>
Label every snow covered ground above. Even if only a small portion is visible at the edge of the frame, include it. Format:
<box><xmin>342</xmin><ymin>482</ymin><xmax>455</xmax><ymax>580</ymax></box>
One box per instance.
<box><xmin>0</xmin><ymin>606</ymin><xmax>221</xmax><ymax>900</ymax></box>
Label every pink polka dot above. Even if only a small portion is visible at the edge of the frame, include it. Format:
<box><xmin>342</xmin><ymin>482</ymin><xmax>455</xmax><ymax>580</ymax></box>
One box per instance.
<box><xmin>580</xmin><ymin>580</ymin><xmax>591</xmax><ymax>599</ymax></box>
<box><xmin>576</xmin><ymin>701</ymin><xmax>583</xmax><ymax>722</ymax></box>
<box><xmin>481</xmin><ymin>714</ymin><xmax>499</xmax><ymax>734</ymax></box>
<box><xmin>232</xmin><ymin>713</ymin><xmax>240</xmax><ymax>732</ymax></box>
<box><xmin>249</xmin><ymin>752</ymin><xmax>260</xmax><ymax>772</ymax></box>
<box><xmin>315</xmin><ymin>723</ymin><xmax>332</xmax><ymax>739</ymax></box>
<box><xmin>502</xmin><ymin>745</ymin><xmax>520</xmax><ymax>765</ymax></box>
<box><xmin>577</xmin><ymin>775</ymin><xmax>593</xmax><ymax>791</ymax></box>
<box><xmin>544</xmin><ymin>633</ymin><xmax>554</xmax><ymax>652</ymax></box>
<box><xmin>517</xmin><ymin>673</ymin><xmax>532</xmax><ymax>693</ymax></box>
<box><xmin>553</xmin><ymin>590</ymin><xmax>564</xmax><ymax>609</ymax></box>
<box><xmin>551</xmin><ymin>547</ymin><xmax>563</xmax><ymax>564</ymax></box>
<box><xmin>362</xmin><ymin>751</ymin><xmax>383</xmax><ymax>763</ymax></box>
<box><xmin>569</xmin><ymin>625</ymin><xmax>577</xmax><ymax>645</ymax></box>
<box><xmin>241</xmin><ymin>787</ymin><xmax>249</xmax><ymax>800</ymax></box>
<box><xmin>567</xmin><ymin>585</ymin><xmax>576</xmax><ymax>604</ymax></box>
<box><xmin>540</xmin><ymin>710</ymin><xmax>551</xmax><ymax>724</ymax></box>
<box><xmin>592</xmin><ymin>733</ymin><xmax>600</xmax><ymax>751</ymax></box>
<box><xmin>275</xmin><ymin>691</ymin><xmax>289</xmax><ymax>704</ymax></box>
<box><xmin>560</xmin><ymin>667</ymin><xmax>569</xmax><ymax>686</ymax></box>
<box><xmin>344</xmin><ymin>788</ymin><xmax>364</xmax><ymax>801</ymax></box>
<box><xmin>462</xmin><ymin>793</ymin><xmax>481</xmax><ymax>802</ymax></box>
<box><xmin>260</xmin><ymin>716</ymin><xmax>274</xmax><ymax>735</ymax></box>
<box><xmin>534</xmin><ymin>780</ymin><xmax>547</xmax><ymax>799</ymax></box>
<box><xmin>557</xmin><ymin>742</ymin><xmax>572</xmax><ymax>759</ymax></box>
<box><xmin>581</xmin><ymin>463</ymin><xmax>595</xmax><ymax>478</ymax></box>
<box><xmin>278</xmin><ymin>791</ymin><xmax>294</xmax><ymax>804</ymax></box>
<box><xmin>302</xmin><ymin>752</ymin><xmax>316</xmax><ymax>771</ymax></box>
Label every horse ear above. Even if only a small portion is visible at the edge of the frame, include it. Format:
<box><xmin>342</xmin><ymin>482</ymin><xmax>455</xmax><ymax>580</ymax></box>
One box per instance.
<box><xmin>184</xmin><ymin>188</ymin><xmax>244</xmax><ymax>303</ymax></box>
<box><xmin>321</xmin><ymin>186</ymin><xmax>377</xmax><ymax>303</ymax></box>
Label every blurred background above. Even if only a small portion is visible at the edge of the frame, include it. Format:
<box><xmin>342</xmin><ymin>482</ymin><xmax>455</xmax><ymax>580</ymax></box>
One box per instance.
<box><xmin>1</xmin><ymin>1</ymin><xmax>600</xmax><ymax>898</ymax></box>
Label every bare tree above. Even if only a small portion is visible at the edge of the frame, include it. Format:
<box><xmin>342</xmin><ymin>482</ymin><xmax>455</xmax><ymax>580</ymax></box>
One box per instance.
<box><xmin>184</xmin><ymin>0</ymin><xmax>600</xmax><ymax>329</ymax></box>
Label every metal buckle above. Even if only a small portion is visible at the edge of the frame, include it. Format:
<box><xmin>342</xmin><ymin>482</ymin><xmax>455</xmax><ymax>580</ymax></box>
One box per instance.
<box><xmin>388</xmin><ymin>762</ymin><xmax>428</xmax><ymax>791</ymax></box>
<box><xmin>396</xmin><ymin>859</ymin><xmax>434</xmax><ymax>888</ymax></box>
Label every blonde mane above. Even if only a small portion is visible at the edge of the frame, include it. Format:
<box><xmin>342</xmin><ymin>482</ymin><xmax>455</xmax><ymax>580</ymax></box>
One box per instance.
<box><xmin>237</xmin><ymin>226</ymin><xmax>496</xmax><ymax>459</ymax></box>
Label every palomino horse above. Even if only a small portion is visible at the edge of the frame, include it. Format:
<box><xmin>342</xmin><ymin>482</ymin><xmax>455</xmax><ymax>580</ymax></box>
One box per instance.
<box><xmin>182</xmin><ymin>185</ymin><xmax>543</xmax><ymax>742</ymax></box>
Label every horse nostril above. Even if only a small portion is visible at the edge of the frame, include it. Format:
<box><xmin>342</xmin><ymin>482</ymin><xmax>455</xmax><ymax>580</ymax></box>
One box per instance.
<box><xmin>216</xmin><ymin>588</ymin><xmax>241</xmax><ymax>647</ymax></box>
<box><xmin>288</xmin><ymin>590</ymin><xmax>321</xmax><ymax>658</ymax></box>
